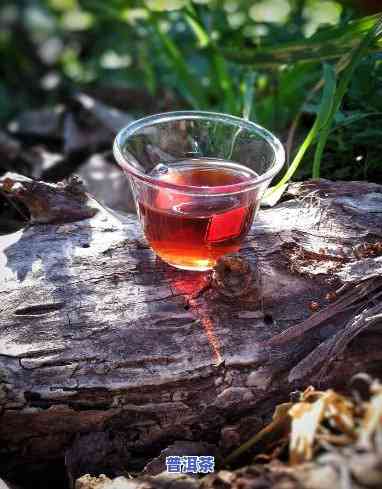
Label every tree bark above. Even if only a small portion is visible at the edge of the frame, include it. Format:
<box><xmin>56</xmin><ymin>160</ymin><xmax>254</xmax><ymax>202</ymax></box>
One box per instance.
<box><xmin>0</xmin><ymin>174</ymin><xmax>381</xmax><ymax>484</ymax></box>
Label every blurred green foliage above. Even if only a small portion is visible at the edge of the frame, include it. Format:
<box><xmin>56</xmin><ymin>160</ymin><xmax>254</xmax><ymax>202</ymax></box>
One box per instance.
<box><xmin>0</xmin><ymin>0</ymin><xmax>381</xmax><ymax>182</ymax></box>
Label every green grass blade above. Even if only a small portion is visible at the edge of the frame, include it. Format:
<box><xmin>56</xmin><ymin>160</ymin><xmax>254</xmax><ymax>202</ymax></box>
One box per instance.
<box><xmin>331</xmin><ymin>112</ymin><xmax>382</xmax><ymax>131</ymax></box>
<box><xmin>151</xmin><ymin>16</ymin><xmax>207</xmax><ymax>108</ymax></box>
<box><xmin>312</xmin><ymin>63</ymin><xmax>337</xmax><ymax>177</ymax></box>
<box><xmin>311</xmin><ymin>64</ymin><xmax>336</xmax><ymax>131</ymax></box>
<box><xmin>222</xmin><ymin>14</ymin><xmax>382</xmax><ymax>66</ymax></box>
<box><xmin>138</xmin><ymin>44</ymin><xmax>157</xmax><ymax>96</ymax></box>
<box><xmin>184</xmin><ymin>10</ymin><xmax>209</xmax><ymax>48</ymax></box>
<box><xmin>266</xmin><ymin>14</ymin><xmax>382</xmax><ymax>198</ymax></box>
<box><xmin>332</xmin><ymin>19</ymin><xmax>382</xmax><ymax>116</ymax></box>
<box><xmin>312</xmin><ymin>14</ymin><xmax>382</xmax><ymax>178</ymax></box>
<box><xmin>211</xmin><ymin>52</ymin><xmax>237</xmax><ymax>114</ymax></box>
<box><xmin>183</xmin><ymin>6</ymin><xmax>237</xmax><ymax>114</ymax></box>
<box><xmin>242</xmin><ymin>71</ymin><xmax>256</xmax><ymax>121</ymax></box>
<box><xmin>269</xmin><ymin>63</ymin><xmax>336</xmax><ymax>192</ymax></box>
<box><xmin>223</xmin><ymin>44</ymin><xmax>381</xmax><ymax>66</ymax></box>
<box><xmin>307</xmin><ymin>13</ymin><xmax>381</xmax><ymax>43</ymax></box>
<box><xmin>312</xmin><ymin>127</ymin><xmax>330</xmax><ymax>178</ymax></box>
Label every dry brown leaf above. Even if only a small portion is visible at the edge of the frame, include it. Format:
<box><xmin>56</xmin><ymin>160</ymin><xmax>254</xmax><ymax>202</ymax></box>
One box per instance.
<box><xmin>225</xmin><ymin>377</ymin><xmax>382</xmax><ymax>471</ymax></box>
<box><xmin>316</xmin><ymin>431</ymin><xmax>354</xmax><ymax>446</ymax></box>
<box><xmin>324</xmin><ymin>390</ymin><xmax>354</xmax><ymax>435</ymax></box>
<box><xmin>358</xmin><ymin>380</ymin><xmax>382</xmax><ymax>449</ymax></box>
<box><xmin>300</xmin><ymin>385</ymin><xmax>318</xmax><ymax>401</ymax></box>
<box><xmin>289</xmin><ymin>398</ymin><xmax>326</xmax><ymax>464</ymax></box>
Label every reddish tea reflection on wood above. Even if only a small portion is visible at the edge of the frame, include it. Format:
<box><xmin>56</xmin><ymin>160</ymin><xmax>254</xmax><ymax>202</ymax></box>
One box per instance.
<box><xmin>169</xmin><ymin>272</ymin><xmax>223</xmax><ymax>365</ymax></box>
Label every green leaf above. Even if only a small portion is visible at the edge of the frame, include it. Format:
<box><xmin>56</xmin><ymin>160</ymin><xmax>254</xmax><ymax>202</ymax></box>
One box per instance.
<box><xmin>312</xmin><ymin>63</ymin><xmax>337</xmax><ymax>178</ymax></box>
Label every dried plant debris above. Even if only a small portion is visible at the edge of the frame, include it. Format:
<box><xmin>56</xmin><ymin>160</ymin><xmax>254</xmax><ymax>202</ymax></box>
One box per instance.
<box><xmin>75</xmin><ymin>378</ymin><xmax>382</xmax><ymax>489</ymax></box>
<box><xmin>288</xmin><ymin>387</ymin><xmax>355</xmax><ymax>464</ymax></box>
<box><xmin>75</xmin><ymin>474</ymin><xmax>133</xmax><ymax>489</ymax></box>
<box><xmin>284</xmin><ymin>238</ymin><xmax>382</xmax><ymax>282</ymax></box>
<box><xmin>358</xmin><ymin>379</ymin><xmax>382</xmax><ymax>450</ymax></box>
<box><xmin>225</xmin><ymin>377</ymin><xmax>382</xmax><ymax>470</ymax></box>
<box><xmin>284</xmin><ymin>242</ymin><xmax>347</xmax><ymax>278</ymax></box>
<box><xmin>75</xmin><ymin>472</ymin><xmax>199</xmax><ymax>489</ymax></box>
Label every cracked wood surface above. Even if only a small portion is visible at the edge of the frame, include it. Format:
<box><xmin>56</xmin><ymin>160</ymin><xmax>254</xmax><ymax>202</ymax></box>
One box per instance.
<box><xmin>0</xmin><ymin>175</ymin><xmax>381</xmax><ymax>476</ymax></box>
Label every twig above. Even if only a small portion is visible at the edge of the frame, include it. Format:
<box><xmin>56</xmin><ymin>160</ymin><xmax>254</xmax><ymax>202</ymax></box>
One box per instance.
<box><xmin>266</xmin><ymin>277</ymin><xmax>382</xmax><ymax>347</ymax></box>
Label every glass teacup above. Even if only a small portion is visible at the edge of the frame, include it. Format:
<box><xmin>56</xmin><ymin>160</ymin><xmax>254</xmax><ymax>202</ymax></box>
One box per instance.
<box><xmin>113</xmin><ymin>111</ymin><xmax>284</xmax><ymax>271</ymax></box>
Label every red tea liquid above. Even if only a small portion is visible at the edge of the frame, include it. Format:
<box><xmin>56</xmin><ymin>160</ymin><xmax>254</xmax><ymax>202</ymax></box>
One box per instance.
<box><xmin>138</xmin><ymin>160</ymin><xmax>258</xmax><ymax>270</ymax></box>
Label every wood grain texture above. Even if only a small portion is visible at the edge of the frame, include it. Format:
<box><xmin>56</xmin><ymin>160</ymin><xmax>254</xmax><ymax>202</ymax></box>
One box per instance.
<box><xmin>0</xmin><ymin>174</ymin><xmax>381</xmax><ymax>478</ymax></box>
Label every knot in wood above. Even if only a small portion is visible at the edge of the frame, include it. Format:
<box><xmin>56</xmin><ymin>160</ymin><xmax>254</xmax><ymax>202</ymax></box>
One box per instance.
<box><xmin>212</xmin><ymin>254</ymin><xmax>256</xmax><ymax>298</ymax></box>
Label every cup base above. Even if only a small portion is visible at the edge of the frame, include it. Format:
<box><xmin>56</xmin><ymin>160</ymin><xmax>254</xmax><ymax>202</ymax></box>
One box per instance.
<box><xmin>162</xmin><ymin>259</ymin><xmax>213</xmax><ymax>272</ymax></box>
<box><xmin>152</xmin><ymin>241</ymin><xmax>242</xmax><ymax>271</ymax></box>
<box><xmin>157</xmin><ymin>252</ymin><xmax>215</xmax><ymax>271</ymax></box>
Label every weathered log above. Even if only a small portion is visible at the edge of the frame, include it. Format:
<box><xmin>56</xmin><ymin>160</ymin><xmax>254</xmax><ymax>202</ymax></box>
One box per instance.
<box><xmin>0</xmin><ymin>174</ymin><xmax>381</xmax><ymax>486</ymax></box>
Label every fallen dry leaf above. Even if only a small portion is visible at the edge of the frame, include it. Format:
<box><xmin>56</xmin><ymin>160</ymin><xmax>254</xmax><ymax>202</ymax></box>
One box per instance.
<box><xmin>225</xmin><ymin>376</ymin><xmax>382</xmax><ymax>475</ymax></box>
<box><xmin>289</xmin><ymin>398</ymin><xmax>326</xmax><ymax>464</ymax></box>
<box><xmin>358</xmin><ymin>380</ymin><xmax>382</xmax><ymax>449</ymax></box>
<box><xmin>324</xmin><ymin>390</ymin><xmax>354</xmax><ymax>435</ymax></box>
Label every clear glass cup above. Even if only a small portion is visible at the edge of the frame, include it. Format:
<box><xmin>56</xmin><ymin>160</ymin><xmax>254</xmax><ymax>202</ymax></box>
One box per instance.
<box><xmin>113</xmin><ymin>111</ymin><xmax>284</xmax><ymax>271</ymax></box>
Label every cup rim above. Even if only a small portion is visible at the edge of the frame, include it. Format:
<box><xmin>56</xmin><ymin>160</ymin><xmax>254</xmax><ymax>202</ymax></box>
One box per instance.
<box><xmin>113</xmin><ymin>110</ymin><xmax>285</xmax><ymax>195</ymax></box>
